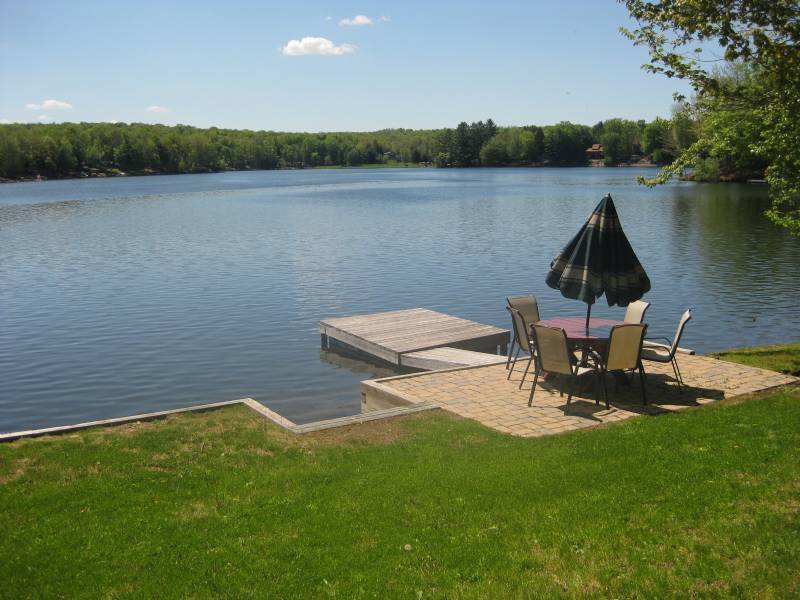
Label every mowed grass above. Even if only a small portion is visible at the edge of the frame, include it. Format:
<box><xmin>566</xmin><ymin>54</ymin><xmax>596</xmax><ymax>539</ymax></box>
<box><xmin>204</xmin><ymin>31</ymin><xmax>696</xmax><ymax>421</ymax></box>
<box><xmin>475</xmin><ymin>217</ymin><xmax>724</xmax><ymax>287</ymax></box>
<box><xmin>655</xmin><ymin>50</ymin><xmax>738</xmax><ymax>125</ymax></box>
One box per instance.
<box><xmin>713</xmin><ymin>342</ymin><xmax>800</xmax><ymax>376</ymax></box>
<box><xmin>1</xmin><ymin>386</ymin><xmax>799</xmax><ymax>598</ymax></box>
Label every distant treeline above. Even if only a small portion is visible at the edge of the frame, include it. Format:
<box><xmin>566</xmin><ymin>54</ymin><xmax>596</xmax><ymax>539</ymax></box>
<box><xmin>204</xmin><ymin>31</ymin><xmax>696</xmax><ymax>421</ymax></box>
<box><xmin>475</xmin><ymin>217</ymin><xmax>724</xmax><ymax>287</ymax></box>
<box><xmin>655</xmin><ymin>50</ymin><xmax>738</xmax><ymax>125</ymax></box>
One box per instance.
<box><xmin>0</xmin><ymin>115</ymin><xmax>695</xmax><ymax>180</ymax></box>
<box><xmin>436</xmin><ymin>116</ymin><xmax>695</xmax><ymax>168</ymax></box>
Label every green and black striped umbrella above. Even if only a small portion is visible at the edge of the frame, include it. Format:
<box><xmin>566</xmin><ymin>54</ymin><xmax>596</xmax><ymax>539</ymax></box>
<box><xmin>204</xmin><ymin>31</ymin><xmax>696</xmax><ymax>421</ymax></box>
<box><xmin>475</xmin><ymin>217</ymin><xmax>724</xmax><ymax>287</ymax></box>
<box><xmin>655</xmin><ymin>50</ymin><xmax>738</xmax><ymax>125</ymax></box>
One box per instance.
<box><xmin>545</xmin><ymin>193</ymin><xmax>650</xmax><ymax>327</ymax></box>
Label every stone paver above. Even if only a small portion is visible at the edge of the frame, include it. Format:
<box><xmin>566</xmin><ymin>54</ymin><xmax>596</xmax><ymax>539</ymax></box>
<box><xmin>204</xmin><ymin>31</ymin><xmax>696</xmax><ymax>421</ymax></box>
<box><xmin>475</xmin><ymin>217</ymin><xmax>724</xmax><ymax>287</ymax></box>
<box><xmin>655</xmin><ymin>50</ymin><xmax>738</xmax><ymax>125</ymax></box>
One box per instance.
<box><xmin>365</xmin><ymin>354</ymin><xmax>798</xmax><ymax>437</ymax></box>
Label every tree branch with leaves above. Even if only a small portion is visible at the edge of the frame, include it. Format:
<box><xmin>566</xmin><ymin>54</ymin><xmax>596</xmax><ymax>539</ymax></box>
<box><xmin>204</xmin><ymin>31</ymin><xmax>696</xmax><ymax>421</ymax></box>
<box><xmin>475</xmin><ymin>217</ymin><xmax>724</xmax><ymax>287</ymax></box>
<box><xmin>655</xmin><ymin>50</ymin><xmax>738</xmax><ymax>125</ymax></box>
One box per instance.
<box><xmin>621</xmin><ymin>0</ymin><xmax>800</xmax><ymax>235</ymax></box>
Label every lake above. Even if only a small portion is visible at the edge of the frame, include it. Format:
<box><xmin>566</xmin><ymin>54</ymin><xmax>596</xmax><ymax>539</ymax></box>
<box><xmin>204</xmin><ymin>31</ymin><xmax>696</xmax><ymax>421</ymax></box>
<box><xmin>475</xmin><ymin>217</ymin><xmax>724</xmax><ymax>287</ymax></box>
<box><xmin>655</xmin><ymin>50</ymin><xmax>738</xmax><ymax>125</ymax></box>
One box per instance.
<box><xmin>1</xmin><ymin>167</ymin><xmax>798</xmax><ymax>432</ymax></box>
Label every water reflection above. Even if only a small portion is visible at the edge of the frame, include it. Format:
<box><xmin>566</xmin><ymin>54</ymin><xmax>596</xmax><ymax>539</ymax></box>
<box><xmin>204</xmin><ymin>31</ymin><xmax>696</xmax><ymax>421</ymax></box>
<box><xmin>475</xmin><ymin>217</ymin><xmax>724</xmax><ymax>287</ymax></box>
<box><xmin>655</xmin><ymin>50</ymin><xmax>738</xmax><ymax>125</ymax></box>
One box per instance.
<box><xmin>319</xmin><ymin>349</ymin><xmax>398</xmax><ymax>379</ymax></box>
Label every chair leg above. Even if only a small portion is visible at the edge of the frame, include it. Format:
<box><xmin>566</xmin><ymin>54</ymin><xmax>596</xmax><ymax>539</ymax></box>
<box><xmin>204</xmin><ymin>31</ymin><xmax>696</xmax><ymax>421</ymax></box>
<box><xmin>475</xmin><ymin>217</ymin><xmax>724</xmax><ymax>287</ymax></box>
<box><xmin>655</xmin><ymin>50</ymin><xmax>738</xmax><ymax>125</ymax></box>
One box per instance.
<box><xmin>594</xmin><ymin>370</ymin><xmax>602</xmax><ymax>406</ymax></box>
<box><xmin>505</xmin><ymin>340</ymin><xmax>516</xmax><ymax>370</ymax></box>
<box><xmin>528</xmin><ymin>368</ymin><xmax>539</xmax><ymax>407</ymax></box>
<box><xmin>674</xmin><ymin>356</ymin><xmax>685</xmax><ymax>390</ymax></box>
<box><xmin>671</xmin><ymin>356</ymin><xmax>683</xmax><ymax>393</ymax></box>
<box><xmin>566</xmin><ymin>371</ymin><xmax>577</xmax><ymax>405</ymax></box>
<box><xmin>638</xmin><ymin>361</ymin><xmax>647</xmax><ymax>405</ymax></box>
<box><xmin>518</xmin><ymin>355</ymin><xmax>535</xmax><ymax>389</ymax></box>
<box><xmin>507</xmin><ymin>348</ymin><xmax>521</xmax><ymax>380</ymax></box>
<box><xmin>600</xmin><ymin>368</ymin><xmax>608</xmax><ymax>408</ymax></box>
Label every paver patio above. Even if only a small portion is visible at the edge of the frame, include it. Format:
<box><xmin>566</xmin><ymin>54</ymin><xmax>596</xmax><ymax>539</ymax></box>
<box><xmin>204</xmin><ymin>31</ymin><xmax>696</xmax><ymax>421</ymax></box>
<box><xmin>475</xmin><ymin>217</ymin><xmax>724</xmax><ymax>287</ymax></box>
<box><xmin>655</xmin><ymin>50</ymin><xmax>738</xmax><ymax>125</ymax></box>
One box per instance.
<box><xmin>361</xmin><ymin>354</ymin><xmax>798</xmax><ymax>437</ymax></box>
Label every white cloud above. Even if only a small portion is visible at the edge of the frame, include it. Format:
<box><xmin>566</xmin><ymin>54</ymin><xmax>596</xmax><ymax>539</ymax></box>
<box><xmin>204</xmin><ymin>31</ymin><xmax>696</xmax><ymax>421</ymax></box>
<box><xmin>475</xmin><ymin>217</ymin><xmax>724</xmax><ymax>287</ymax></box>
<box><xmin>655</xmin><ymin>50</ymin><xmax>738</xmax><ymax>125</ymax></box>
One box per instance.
<box><xmin>146</xmin><ymin>105</ymin><xmax>170</xmax><ymax>113</ymax></box>
<box><xmin>379</xmin><ymin>16</ymin><xmax>391</xmax><ymax>22</ymax></box>
<box><xmin>25</xmin><ymin>99</ymin><xmax>72</xmax><ymax>110</ymax></box>
<box><xmin>280</xmin><ymin>37</ymin><xmax>356</xmax><ymax>56</ymax></box>
<box><xmin>1</xmin><ymin>118</ymin><xmax>13</xmax><ymax>124</ymax></box>
<box><xmin>36</xmin><ymin>115</ymin><xmax>50</xmax><ymax>121</ymax></box>
<box><xmin>338</xmin><ymin>15</ymin><xmax>373</xmax><ymax>26</ymax></box>
<box><xmin>324</xmin><ymin>16</ymin><xmax>332</xmax><ymax>21</ymax></box>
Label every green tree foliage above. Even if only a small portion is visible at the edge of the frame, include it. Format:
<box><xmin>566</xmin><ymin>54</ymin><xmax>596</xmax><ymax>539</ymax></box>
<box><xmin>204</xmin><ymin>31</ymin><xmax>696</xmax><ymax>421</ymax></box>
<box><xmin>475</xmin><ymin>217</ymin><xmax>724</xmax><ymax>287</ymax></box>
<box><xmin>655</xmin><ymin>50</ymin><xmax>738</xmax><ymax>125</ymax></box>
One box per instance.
<box><xmin>640</xmin><ymin>108</ymin><xmax>695</xmax><ymax>166</ymax></box>
<box><xmin>479</xmin><ymin>135</ymin><xmax>510</xmax><ymax>166</ymax></box>
<box><xmin>440</xmin><ymin>123</ymin><xmax>548</xmax><ymax>167</ymax></box>
<box><xmin>0</xmin><ymin>123</ymin><xmax>441</xmax><ymax>179</ymax></box>
<box><xmin>543</xmin><ymin>122</ymin><xmax>593</xmax><ymax>165</ymax></box>
<box><xmin>601</xmin><ymin>132</ymin><xmax>628</xmax><ymax>166</ymax></box>
<box><xmin>453</xmin><ymin>121</ymin><xmax>474</xmax><ymax>167</ymax></box>
<box><xmin>0</xmin><ymin>115</ymin><xmax>698</xmax><ymax>180</ymax></box>
<box><xmin>621</xmin><ymin>0</ymin><xmax>800</xmax><ymax>234</ymax></box>
<box><xmin>433</xmin><ymin>120</ymin><xmax>498</xmax><ymax>167</ymax></box>
<box><xmin>598</xmin><ymin>118</ymin><xmax>642</xmax><ymax>165</ymax></box>
<box><xmin>642</xmin><ymin>117</ymin><xmax>671</xmax><ymax>158</ymax></box>
<box><xmin>475</xmin><ymin>128</ymin><xmax>529</xmax><ymax>165</ymax></box>
<box><xmin>526</xmin><ymin>127</ymin><xmax>546</xmax><ymax>162</ymax></box>
<box><xmin>689</xmin><ymin>64</ymin><xmax>772</xmax><ymax>182</ymax></box>
<box><xmin>670</xmin><ymin>105</ymin><xmax>697</xmax><ymax>152</ymax></box>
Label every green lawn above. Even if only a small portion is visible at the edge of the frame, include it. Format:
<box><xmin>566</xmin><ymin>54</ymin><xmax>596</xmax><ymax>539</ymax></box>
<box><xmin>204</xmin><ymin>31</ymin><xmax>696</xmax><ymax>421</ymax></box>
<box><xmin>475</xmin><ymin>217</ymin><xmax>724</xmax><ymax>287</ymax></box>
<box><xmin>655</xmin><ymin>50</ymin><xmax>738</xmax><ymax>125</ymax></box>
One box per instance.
<box><xmin>713</xmin><ymin>342</ymin><xmax>800</xmax><ymax>376</ymax></box>
<box><xmin>2</xmin><ymin>384</ymin><xmax>799</xmax><ymax>598</ymax></box>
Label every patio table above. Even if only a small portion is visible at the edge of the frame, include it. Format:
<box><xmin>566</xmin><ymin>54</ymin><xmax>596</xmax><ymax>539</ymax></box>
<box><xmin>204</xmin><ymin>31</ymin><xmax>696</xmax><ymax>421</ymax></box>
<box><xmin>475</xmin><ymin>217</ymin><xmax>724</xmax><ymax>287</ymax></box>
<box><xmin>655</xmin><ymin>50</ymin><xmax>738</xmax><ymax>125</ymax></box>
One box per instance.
<box><xmin>534</xmin><ymin>317</ymin><xmax>626</xmax><ymax>345</ymax></box>
<box><xmin>533</xmin><ymin>317</ymin><xmax>630</xmax><ymax>386</ymax></box>
<box><xmin>533</xmin><ymin>316</ymin><xmax>627</xmax><ymax>372</ymax></box>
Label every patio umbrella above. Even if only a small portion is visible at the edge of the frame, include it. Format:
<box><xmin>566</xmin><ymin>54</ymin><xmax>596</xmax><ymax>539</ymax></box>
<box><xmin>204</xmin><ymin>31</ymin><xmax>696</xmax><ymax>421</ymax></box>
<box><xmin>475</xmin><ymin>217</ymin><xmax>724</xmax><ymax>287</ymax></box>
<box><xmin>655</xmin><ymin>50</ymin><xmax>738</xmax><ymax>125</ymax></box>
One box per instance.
<box><xmin>545</xmin><ymin>193</ymin><xmax>650</xmax><ymax>329</ymax></box>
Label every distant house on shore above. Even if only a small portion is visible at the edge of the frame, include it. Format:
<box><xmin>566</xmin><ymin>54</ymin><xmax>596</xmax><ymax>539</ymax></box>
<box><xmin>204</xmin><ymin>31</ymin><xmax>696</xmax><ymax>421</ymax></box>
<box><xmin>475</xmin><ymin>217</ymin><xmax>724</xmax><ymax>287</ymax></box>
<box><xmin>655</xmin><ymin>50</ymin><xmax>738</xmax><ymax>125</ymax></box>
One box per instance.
<box><xmin>586</xmin><ymin>144</ymin><xmax>603</xmax><ymax>160</ymax></box>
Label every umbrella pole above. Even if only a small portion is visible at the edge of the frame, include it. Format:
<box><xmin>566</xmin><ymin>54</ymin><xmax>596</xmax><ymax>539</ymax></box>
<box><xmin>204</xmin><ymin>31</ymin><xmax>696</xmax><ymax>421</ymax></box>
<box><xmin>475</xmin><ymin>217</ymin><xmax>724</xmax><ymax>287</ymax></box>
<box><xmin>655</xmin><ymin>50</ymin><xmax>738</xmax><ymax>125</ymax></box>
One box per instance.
<box><xmin>585</xmin><ymin>303</ymin><xmax>592</xmax><ymax>330</ymax></box>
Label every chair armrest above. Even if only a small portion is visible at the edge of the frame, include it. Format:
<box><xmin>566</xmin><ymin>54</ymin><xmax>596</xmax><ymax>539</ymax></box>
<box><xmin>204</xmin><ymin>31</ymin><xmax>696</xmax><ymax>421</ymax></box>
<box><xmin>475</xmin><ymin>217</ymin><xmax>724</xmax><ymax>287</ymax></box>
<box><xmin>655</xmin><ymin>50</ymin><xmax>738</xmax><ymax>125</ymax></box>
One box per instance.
<box><xmin>642</xmin><ymin>340</ymin><xmax>671</xmax><ymax>353</ymax></box>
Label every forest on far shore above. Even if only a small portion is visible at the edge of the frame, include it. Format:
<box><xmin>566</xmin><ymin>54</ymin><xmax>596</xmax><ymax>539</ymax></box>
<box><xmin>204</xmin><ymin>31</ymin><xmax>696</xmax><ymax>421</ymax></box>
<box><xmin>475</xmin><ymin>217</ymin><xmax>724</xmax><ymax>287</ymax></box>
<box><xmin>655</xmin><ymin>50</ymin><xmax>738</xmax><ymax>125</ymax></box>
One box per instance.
<box><xmin>0</xmin><ymin>112</ymin><xmax>700</xmax><ymax>181</ymax></box>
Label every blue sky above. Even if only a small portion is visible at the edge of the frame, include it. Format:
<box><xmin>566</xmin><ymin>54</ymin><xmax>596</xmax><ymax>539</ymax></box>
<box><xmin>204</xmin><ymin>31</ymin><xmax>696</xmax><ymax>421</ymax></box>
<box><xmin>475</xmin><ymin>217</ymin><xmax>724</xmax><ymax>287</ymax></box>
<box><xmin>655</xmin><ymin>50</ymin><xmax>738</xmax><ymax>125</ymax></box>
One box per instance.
<box><xmin>0</xmin><ymin>1</ymin><xmax>694</xmax><ymax>131</ymax></box>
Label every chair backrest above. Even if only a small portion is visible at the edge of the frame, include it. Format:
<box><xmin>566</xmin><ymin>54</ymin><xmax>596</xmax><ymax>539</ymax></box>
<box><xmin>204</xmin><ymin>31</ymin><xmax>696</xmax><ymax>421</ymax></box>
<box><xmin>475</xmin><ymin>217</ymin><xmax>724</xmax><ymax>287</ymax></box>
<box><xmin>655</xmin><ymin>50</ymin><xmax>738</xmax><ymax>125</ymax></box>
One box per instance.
<box><xmin>624</xmin><ymin>300</ymin><xmax>650</xmax><ymax>324</ymax></box>
<box><xmin>507</xmin><ymin>307</ymin><xmax>532</xmax><ymax>354</ymax></box>
<box><xmin>605</xmin><ymin>324</ymin><xmax>647</xmax><ymax>371</ymax></box>
<box><xmin>506</xmin><ymin>295</ymin><xmax>540</xmax><ymax>327</ymax></box>
<box><xmin>532</xmin><ymin>325</ymin><xmax>573</xmax><ymax>375</ymax></box>
<box><xmin>668</xmin><ymin>309</ymin><xmax>692</xmax><ymax>358</ymax></box>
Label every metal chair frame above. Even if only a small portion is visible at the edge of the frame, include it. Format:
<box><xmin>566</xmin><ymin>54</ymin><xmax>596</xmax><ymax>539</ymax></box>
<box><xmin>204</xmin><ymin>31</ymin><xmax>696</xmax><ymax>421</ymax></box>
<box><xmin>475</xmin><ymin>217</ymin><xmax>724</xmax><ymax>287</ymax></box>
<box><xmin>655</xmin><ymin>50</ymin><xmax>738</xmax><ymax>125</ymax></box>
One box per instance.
<box><xmin>507</xmin><ymin>307</ymin><xmax>537</xmax><ymax>389</ymax></box>
<box><xmin>505</xmin><ymin>295</ymin><xmax>540</xmax><ymax>370</ymax></box>
<box><xmin>528</xmin><ymin>325</ymin><xmax>599</xmax><ymax>408</ymax></box>
<box><xmin>641</xmin><ymin>309</ymin><xmax>692</xmax><ymax>393</ymax></box>
<box><xmin>598</xmin><ymin>323</ymin><xmax>648</xmax><ymax>407</ymax></box>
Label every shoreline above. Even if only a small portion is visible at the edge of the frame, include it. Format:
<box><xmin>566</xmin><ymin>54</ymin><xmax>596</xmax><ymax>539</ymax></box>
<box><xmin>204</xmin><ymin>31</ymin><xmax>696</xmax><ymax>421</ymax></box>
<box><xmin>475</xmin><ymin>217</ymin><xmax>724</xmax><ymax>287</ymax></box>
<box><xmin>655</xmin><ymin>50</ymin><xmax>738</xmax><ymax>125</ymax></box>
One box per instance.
<box><xmin>0</xmin><ymin>162</ymin><xmax>661</xmax><ymax>184</ymax></box>
<box><xmin>2</xmin><ymin>342</ymin><xmax>796</xmax><ymax>439</ymax></box>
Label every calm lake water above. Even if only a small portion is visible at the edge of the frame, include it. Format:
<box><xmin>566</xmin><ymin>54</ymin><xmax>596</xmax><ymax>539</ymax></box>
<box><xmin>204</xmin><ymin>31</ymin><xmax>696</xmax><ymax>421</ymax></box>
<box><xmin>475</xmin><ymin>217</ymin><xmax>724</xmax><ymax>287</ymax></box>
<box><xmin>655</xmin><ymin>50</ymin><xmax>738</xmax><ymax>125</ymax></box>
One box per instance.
<box><xmin>1</xmin><ymin>168</ymin><xmax>798</xmax><ymax>432</ymax></box>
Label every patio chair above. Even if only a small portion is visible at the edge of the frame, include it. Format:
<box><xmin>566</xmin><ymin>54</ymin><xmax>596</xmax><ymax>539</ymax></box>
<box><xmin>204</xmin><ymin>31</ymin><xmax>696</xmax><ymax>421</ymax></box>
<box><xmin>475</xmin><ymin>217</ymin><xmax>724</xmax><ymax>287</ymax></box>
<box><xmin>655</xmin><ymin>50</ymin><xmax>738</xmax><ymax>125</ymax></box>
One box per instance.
<box><xmin>528</xmin><ymin>325</ymin><xmax>597</xmax><ymax>407</ymax></box>
<box><xmin>598</xmin><ymin>323</ymin><xmax>648</xmax><ymax>407</ymax></box>
<box><xmin>624</xmin><ymin>300</ymin><xmax>650</xmax><ymax>324</ymax></box>
<box><xmin>640</xmin><ymin>309</ymin><xmax>692</xmax><ymax>393</ymax></box>
<box><xmin>505</xmin><ymin>295</ymin><xmax>540</xmax><ymax>370</ymax></box>
<box><xmin>507</xmin><ymin>307</ymin><xmax>537</xmax><ymax>388</ymax></box>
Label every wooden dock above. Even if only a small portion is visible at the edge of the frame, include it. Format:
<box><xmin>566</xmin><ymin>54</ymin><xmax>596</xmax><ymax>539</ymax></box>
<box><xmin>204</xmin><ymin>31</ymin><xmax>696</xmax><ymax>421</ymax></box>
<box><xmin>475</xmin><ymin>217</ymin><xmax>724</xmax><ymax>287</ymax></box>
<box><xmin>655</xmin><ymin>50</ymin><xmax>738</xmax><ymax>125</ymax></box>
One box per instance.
<box><xmin>401</xmin><ymin>347</ymin><xmax>508</xmax><ymax>370</ymax></box>
<box><xmin>320</xmin><ymin>308</ymin><xmax>509</xmax><ymax>368</ymax></box>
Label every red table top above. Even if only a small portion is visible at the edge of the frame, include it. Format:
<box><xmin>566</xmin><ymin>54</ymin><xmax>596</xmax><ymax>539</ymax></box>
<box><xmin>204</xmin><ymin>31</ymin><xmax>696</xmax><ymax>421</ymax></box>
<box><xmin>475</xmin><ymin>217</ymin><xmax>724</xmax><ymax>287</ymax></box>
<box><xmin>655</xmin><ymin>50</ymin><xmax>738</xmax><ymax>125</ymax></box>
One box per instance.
<box><xmin>534</xmin><ymin>317</ymin><xmax>626</xmax><ymax>342</ymax></box>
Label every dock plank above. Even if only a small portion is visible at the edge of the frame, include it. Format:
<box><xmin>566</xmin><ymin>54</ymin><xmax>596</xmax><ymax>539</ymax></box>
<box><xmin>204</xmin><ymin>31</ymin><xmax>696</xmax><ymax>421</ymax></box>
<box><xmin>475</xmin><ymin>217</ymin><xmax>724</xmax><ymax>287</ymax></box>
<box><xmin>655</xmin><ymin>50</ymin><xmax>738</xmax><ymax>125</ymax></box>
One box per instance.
<box><xmin>324</xmin><ymin>312</ymin><xmax>455</xmax><ymax>338</ymax></box>
<box><xmin>401</xmin><ymin>347</ymin><xmax>508</xmax><ymax>370</ymax></box>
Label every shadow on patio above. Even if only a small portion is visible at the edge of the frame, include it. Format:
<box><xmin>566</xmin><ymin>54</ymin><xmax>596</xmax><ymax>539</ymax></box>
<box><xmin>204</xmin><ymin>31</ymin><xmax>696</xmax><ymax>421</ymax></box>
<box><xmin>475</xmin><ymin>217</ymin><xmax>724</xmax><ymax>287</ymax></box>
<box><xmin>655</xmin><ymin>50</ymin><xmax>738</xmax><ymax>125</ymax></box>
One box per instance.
<box><xmin>362</xmin><ymin>354</ymin><xmax>797</xmax><ymax>437</ymax></box>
